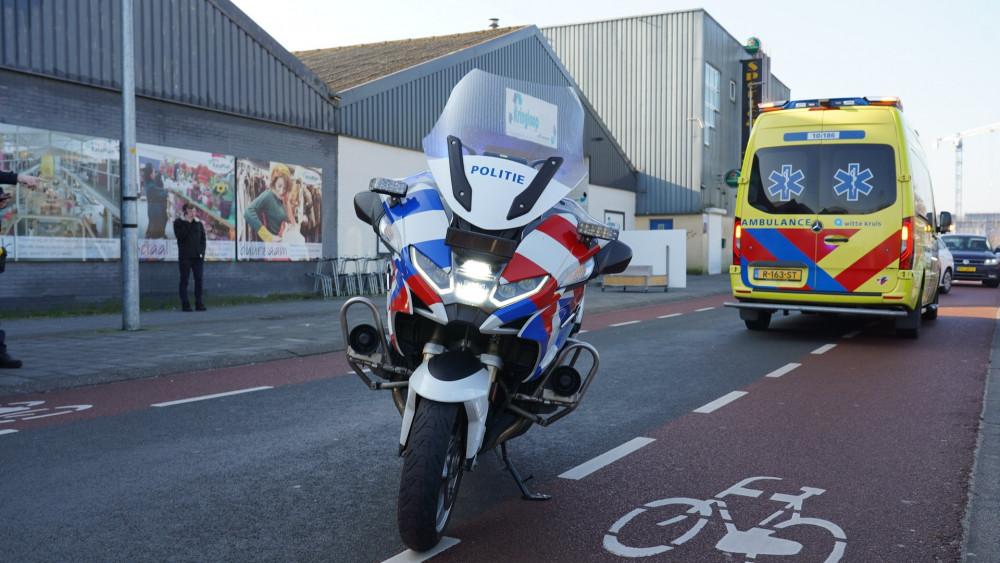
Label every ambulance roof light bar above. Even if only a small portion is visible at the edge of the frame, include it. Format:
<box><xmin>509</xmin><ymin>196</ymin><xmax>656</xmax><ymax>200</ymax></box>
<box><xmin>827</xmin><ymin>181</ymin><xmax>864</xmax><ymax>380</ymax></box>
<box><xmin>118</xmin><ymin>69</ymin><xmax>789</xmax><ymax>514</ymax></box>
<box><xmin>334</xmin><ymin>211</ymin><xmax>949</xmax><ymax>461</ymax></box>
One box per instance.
<box><xmin>758</xmin><ymin>96</ymin><xmax>903</xmax><ymax>112</ymax></box>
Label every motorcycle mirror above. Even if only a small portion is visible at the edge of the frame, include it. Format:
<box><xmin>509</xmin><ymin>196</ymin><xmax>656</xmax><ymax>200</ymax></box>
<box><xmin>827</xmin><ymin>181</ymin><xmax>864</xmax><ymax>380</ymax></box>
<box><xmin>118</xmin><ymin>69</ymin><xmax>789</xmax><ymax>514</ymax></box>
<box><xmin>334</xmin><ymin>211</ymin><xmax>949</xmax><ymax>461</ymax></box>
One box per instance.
<box><xmin>369</xmin><ymin>177</ymin><xmax>409</xmax><ymax>197</ymax></box>
<box><xmin>591</xmin><ymin>239</ymin><xmax>632</xmax><ymax>279</ymax></box>
<box><xmin>354</xmin><ymin>191</ymin><xmax>385</xmax><ymax>227</ymax></box>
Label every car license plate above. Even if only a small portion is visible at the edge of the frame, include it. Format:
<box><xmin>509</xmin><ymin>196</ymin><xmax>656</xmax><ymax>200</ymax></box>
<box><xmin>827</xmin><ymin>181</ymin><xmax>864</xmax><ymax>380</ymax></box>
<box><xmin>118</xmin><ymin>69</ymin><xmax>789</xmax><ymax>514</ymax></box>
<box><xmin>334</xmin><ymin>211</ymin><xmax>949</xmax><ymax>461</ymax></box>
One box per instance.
<box><xmin>958</xmin><ymin>266</ymin><xmax>976</xmax><ymax>272</ymax></box>
<box><xmin>754</xmin><ymin>268</ymin><xmax>802</xmax><ymax>281</ymax></box>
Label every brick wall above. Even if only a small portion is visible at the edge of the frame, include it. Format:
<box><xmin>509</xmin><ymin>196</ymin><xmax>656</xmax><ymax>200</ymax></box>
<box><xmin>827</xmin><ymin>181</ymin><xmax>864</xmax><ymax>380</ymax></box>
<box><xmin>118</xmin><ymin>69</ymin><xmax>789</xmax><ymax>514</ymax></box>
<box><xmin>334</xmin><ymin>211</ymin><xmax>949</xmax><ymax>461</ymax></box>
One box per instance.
<box><xmin>0</xmin><ymin>70</ymin><xmax>339</xmax><ymax>313</ymax></box>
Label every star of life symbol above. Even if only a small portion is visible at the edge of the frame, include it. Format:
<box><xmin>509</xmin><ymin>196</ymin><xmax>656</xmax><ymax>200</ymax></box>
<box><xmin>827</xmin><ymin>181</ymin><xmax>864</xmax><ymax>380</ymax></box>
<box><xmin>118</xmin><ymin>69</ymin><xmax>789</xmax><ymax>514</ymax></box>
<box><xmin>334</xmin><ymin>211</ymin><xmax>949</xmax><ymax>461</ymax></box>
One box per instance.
<box><xmin>832</xmin><ymin>163</ymin><xmax>875</xmax><ymax>201</ymax></box>
<box><xmin>767</xmin><ymin>165</ymin><xmax>806</xmax><ymax>201</ymax></box>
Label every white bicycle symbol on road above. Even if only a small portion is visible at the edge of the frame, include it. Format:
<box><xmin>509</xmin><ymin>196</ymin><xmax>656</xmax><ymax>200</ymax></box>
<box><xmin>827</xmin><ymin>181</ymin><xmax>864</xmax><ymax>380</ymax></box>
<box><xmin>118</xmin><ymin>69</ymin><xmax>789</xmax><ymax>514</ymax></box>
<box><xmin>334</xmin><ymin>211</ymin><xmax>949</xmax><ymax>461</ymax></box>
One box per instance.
<box><xmin>605</xmin><ymin>476</ymin><xmax>846</xmax><ymax>562</ymax></box>
<box><xmin>0</xmin><ymin>401</ymin><xmax>92</xmax><ymax>431</ymax></box>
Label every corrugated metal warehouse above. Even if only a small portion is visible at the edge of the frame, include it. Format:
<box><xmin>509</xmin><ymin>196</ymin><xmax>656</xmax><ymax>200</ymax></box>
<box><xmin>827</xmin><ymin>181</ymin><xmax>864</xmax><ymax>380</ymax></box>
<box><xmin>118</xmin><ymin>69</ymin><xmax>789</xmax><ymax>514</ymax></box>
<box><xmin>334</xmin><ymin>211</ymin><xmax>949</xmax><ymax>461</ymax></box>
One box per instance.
<box><xmin>542</xmin><ymin>10</ymin><xmax>789</xmax><ymax>273</ymax></box>
<box><xmin>0</xmin><ymin>0</ymin><xmax>786</xmax><ymax>312</ymax></box>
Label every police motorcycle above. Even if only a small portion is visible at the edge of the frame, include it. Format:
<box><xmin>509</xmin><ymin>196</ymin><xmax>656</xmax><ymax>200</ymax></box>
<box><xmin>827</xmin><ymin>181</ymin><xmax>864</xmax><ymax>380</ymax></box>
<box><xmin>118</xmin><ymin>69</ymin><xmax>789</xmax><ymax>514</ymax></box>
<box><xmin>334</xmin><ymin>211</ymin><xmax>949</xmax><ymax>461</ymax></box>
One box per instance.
<box><xmin>341</xmin><ymin>69</ymin><xmax>632</xmax><ymax>552</ymax></box>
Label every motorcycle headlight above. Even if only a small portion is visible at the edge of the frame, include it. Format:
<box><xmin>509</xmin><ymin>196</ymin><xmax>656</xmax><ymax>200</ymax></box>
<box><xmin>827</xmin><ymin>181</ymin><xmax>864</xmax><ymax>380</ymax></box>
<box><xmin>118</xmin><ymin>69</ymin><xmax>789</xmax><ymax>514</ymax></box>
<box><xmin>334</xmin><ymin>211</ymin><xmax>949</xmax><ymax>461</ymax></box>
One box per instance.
<box><xmin>455</xmin><ymin>279</ymin><xmax>492</xmax><ymax>305</ymax></box>
<box><xmin>453</xmin><ymin>257</ymin><xmax>499</xmax><ymax>305</ymax></box>
<box><xmin>378</xmin><ymin>215</ymin><xmax>401</xmax><ymax>253</ymax></box>
<box><xmin>408</xmin><ymin>250</ymin><xmax>554</xmax><ymax>309</ymax></box>
<box><xmin>411</xmin><ymin>247</ymin><xmax>451</xmax><ymax>291</ymax></box>
<box><xmin>493</xmin><ymin>276</ymin><xmax>548</xmax><ymax>306</ymax></box>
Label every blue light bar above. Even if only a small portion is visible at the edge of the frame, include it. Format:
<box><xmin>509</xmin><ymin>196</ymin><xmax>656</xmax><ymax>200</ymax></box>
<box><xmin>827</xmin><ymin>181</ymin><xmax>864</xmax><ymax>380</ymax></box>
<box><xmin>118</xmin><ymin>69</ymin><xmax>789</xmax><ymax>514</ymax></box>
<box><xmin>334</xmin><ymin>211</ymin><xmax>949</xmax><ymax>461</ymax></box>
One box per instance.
<box><xmin>767</xmin><ymin>97</ymin><xmax>903</xmax><ymax>111</ymax></box>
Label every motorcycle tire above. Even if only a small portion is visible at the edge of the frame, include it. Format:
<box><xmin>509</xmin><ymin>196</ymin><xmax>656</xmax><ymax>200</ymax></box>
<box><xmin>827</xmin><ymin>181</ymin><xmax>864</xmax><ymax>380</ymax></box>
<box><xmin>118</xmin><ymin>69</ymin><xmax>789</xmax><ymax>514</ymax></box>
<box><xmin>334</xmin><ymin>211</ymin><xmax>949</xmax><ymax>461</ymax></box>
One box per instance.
<box><xmin>398</xmin><ymin>399</ymin><xmax>465</xmax><ymax>552</ymax></box>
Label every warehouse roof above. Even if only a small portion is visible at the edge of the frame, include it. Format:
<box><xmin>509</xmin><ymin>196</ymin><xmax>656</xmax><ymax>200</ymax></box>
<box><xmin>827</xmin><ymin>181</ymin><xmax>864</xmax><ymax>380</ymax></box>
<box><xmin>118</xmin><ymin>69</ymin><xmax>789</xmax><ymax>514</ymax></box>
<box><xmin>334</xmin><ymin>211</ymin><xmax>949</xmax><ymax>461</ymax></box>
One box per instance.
<box><xmin>294</xmin><ymin>27</ymin><xmax>527</xmax><ymax>93</ymax></box>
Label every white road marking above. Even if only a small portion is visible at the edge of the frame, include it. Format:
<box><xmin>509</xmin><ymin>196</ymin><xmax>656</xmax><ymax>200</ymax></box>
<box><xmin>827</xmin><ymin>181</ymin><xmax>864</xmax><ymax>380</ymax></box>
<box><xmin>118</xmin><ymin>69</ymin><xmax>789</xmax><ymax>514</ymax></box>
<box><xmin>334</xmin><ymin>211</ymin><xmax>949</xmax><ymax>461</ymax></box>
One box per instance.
<box><xmin>658</xmin><ymin>313</ymin><xmax>682</xmax><ymax>319</ymax></box>
<box><xmin>383</xmin><ymin>537</ymin><xmax>460</xmax><ymax>562</ymax></box>
<box><xmin>695</xmin><ymin>307</ymin><xmax>715</xmax><ymax>312</ymax></box>
<box><xmin>766</xmin><ymin>363</ymin><xmax>801</xmax><ymax>378</ymax></box>
<box><xmin>559</xmin><ymin>437</ymin><xmax>656</xmax><ymax>480</ymax></box>
<box><xmin>610</xmin><ymin>320</ymin><xmax>641</xmax><ymax>327</ymax></box>
<box><xmin>843</xmin><ymin>330</ymin><xmax>862</xmax><ymax>339</ymax></box>
<box><xmin>151</xmin><ymin>386</ymin><xmax>273</xmax><ymax>407</ymax></box>
<box><xmin>812</xmin><ymin>344</ymin><xmax>837</xmax><ymax>355</ymax></box>
<box><xmin>694</xmin><ymin>391</ymin><xmax>748</xmax><ymax>414</ymax></box>
<box><xmin>0</xmin><ymin>429</ymin><xmax>17</xmax><ymax>435</ymax></box>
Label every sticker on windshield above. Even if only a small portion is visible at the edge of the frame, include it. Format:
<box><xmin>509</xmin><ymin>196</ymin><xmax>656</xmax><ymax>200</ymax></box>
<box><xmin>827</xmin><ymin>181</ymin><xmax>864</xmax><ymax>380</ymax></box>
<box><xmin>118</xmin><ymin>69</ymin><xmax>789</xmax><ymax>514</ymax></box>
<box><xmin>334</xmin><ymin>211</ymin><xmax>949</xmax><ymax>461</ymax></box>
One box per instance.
<box><xmin>832</xmin><ymin>163</ymin><xmax>875</xmax><ymax>201</ymax></box>
<box><xmin>766</xmin><ymin>165</ymin><xmax>806</xmax><ymax>201</ymax></box>
<box><xmin>506</xmin><ymin>88</ymin><xmax>558</xmax><ymax>149</ymax></box>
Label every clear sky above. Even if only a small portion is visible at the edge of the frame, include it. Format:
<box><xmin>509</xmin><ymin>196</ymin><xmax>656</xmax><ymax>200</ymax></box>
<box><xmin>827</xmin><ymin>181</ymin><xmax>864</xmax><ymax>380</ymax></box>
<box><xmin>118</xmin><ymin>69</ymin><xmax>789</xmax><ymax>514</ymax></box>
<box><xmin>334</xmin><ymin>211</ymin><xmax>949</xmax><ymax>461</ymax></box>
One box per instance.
<box><xmin>231</xmin><ymin>0</ymin><xmax>1000</xmax><ymax>215</ymax></box>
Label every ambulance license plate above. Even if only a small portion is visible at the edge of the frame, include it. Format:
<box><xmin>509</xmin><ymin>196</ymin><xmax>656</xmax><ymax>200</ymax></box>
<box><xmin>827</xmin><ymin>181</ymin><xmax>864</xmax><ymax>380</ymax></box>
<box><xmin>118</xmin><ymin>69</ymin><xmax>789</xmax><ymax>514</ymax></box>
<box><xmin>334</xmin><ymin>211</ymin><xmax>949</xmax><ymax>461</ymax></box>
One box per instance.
<box><xmin>754</xmin><ymin>268</ymin><xmax>802</xmax><ymax>281</ymax></box>
<box><xmin>957</xmin><ymin>266</ymin><xmax>976</xmax><ymax>272</ymax></box>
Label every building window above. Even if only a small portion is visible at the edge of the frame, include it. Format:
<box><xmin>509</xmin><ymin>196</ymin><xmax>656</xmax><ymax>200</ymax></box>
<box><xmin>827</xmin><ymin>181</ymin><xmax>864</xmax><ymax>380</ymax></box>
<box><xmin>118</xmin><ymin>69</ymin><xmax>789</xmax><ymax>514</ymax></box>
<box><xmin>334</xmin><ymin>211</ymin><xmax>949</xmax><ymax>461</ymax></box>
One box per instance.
<box><xmin>704</xmin><ymin>64</ymin><xmax>720</xmax><ymax>147</ymax></box>
<box><xmin>730</xmin><ymin>80</ymin><xmax>738</xmax><ymax>102</ymax></box>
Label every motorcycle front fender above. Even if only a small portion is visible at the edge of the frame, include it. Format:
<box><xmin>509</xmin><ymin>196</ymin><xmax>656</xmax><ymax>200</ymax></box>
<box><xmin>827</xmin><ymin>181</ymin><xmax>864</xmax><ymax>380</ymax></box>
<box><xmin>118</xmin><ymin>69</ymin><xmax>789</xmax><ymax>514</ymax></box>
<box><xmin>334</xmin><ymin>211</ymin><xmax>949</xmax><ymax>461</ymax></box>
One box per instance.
<box><xmin>399</xmin><ymin>351</ymin><xmax>490</xmax><ymax>461</ymax></box>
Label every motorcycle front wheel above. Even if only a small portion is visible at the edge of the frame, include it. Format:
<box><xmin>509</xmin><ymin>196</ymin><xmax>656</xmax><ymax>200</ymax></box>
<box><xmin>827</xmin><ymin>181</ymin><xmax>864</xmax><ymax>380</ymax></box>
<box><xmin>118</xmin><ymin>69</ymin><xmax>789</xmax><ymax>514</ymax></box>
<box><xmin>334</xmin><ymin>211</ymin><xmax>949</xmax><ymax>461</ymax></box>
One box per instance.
<box><xmin>398</xmin><ymin>399</ymin><xmax>465</xmax><ymax>552</ymax></box>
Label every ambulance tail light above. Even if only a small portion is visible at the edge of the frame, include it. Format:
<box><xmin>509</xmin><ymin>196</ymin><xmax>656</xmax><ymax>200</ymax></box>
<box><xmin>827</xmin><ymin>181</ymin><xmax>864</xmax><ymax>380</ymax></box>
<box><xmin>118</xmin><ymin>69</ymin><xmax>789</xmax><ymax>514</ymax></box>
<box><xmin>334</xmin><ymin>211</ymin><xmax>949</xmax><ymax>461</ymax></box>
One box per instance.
<box><xmin>733</xmin><ymin>217</ymin><xmax>742</xmax><ymax>266</ymax></box>
<box><xmin>899</xmin><ymin>218</ymin><xmax>914</xmax><ymax>270</ymax></box>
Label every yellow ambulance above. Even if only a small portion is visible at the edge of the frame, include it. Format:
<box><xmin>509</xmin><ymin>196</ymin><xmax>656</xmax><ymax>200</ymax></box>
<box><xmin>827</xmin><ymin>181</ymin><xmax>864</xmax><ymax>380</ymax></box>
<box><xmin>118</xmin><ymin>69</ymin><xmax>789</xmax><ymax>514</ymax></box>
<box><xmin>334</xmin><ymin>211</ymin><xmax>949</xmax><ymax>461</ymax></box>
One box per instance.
<box><xmin>726</xmin><ymin>97</ymin><xmax>951</xmax><ymax>338</ymax></box>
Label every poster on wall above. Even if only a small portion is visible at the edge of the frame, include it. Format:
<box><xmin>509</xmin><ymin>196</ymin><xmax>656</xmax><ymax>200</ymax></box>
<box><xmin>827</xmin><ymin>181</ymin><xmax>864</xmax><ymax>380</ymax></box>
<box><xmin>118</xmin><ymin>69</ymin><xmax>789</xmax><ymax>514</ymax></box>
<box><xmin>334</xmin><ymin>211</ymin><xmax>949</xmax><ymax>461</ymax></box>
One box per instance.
<box><xmin>0</xmin><ymin>123</ymin><xmax>120</xmax><ymax>261</ymax></box>
<box><xmin>136</xmin><ymin>143</ymin><xmax>236</xmax><ymax>261</ymax></box>
<box><xmin>236</xmin><ymin>159</ymin><xmax>322</xmax><ymax>261</ymax></box>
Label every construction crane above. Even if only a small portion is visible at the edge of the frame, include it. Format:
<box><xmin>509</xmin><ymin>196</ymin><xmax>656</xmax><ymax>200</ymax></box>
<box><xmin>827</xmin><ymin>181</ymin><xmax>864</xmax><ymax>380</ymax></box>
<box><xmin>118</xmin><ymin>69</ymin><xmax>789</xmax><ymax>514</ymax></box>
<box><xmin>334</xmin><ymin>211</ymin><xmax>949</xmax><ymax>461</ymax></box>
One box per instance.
<box><xmin>933</xmin><ymin>122</ymin><xmax>1000</xmax><ymax>220</ymax></box>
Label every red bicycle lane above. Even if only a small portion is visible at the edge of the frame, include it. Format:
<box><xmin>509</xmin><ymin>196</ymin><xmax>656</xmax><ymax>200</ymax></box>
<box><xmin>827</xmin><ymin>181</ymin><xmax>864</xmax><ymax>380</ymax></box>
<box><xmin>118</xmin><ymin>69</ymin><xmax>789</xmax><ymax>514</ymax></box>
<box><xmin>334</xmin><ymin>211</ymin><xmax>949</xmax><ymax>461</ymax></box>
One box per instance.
<box><xmin>0</xmin><ymin>353</ymin><xmax>352</xmax><ymax>433</ymax></box>
<box><xmin>429</xmin><ymin>294</ymin><xmax>993</xmax><ymax>562</ymax></box>
<box><xmin>0</xmin><ymin>289</ymin><xmax>728</xmax><ymax>436</ymax></box>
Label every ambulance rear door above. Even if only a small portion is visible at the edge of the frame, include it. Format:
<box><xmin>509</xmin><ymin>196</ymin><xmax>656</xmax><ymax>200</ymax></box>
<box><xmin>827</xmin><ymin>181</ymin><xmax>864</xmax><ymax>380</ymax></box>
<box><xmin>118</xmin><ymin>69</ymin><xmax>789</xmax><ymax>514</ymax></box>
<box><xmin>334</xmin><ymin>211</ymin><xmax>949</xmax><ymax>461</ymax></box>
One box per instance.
<box><xmin>740</xmin><ymin>118</ymin><xmax>900</xmax><ymax>296</ymax></box>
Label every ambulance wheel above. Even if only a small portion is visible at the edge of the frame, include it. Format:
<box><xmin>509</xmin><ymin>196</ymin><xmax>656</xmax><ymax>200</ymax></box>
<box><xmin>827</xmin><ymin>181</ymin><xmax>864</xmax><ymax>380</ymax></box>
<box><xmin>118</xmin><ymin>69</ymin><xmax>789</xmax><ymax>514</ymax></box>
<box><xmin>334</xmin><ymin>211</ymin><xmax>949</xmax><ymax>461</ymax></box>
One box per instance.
<box><xmin>744</xmin><ymin>312</ymin><xmax>771</xmax><ymax>331</ymax></box>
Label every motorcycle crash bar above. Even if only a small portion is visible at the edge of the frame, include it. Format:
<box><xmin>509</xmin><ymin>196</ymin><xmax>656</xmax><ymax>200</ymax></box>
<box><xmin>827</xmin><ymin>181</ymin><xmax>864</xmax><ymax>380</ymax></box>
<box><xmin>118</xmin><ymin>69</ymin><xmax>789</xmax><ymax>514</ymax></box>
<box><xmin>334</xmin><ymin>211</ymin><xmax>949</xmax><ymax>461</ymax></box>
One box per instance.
<box><xmin>340</xmin><ymin>296</ymin><xmax>413</xmax><ymax>391</ymax></box>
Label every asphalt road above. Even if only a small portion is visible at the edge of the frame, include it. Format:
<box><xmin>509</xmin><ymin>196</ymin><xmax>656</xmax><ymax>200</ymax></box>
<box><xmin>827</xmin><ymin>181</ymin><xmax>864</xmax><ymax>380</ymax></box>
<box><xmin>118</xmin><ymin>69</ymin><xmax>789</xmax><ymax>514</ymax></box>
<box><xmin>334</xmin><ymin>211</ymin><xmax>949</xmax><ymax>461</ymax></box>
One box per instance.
<box><xmin>0</xmin><ymin>283</ymin><xmax>996</xmax><ymax>562</ymax></box>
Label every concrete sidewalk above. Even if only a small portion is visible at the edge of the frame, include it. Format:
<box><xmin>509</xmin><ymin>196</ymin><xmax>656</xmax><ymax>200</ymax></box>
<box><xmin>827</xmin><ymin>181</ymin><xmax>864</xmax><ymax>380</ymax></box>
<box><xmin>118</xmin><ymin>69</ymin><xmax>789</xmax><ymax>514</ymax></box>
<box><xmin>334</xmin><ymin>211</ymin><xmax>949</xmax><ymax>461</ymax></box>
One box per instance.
<box><xmin>0</xmin><ymin>274</ymin><xmax>732</xmax><ymax>398</ymax></box>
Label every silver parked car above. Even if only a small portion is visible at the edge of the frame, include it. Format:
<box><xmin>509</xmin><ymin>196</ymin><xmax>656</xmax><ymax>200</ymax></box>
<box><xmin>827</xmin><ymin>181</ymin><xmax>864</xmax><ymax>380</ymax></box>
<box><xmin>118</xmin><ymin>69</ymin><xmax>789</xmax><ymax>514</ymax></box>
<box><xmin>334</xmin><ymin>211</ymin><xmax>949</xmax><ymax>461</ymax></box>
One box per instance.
<box><xmin>936</xmin><ymin>237</ymin><xmax>954</xmax><ymax>294</ymax></box>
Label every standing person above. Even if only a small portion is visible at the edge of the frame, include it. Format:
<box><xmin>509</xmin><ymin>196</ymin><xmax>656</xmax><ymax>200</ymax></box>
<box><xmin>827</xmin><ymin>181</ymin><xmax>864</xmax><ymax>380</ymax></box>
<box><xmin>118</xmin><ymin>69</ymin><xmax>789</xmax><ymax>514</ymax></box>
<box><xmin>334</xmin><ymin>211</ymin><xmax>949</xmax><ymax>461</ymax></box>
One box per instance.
<box><xmin>173</xmin><ymin>203</ymin><xmax>207</xmax><ymax>312</ymax></box>
<box><xmin>0</xmin><ymin>170</ymin><xmax>44</xmax><ymax>368</ymax></box>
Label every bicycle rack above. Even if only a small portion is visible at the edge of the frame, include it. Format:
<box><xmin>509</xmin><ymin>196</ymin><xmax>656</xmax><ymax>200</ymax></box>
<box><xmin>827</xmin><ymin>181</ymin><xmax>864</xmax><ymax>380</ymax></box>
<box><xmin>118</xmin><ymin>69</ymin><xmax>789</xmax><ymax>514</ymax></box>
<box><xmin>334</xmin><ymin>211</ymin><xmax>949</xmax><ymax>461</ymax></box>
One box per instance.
<box><xmin>339</xmin><ymin>296</ymin><xmax>411</xmax><ymax>415</ymax></box>
<box><xmin>506</xmin><ymin>339</ymin><xmax>600</xmax><ymax>427</ymax></box>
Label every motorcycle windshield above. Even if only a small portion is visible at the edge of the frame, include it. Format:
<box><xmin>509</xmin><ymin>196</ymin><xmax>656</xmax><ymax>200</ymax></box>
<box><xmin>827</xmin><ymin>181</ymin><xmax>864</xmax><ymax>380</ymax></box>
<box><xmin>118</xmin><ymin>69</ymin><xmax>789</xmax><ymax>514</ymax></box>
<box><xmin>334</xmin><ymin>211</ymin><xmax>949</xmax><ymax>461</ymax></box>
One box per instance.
<box><xmin>422</xmin><ymin>69</ymin><xmax>587</xmax><ymax>231</ymax></box>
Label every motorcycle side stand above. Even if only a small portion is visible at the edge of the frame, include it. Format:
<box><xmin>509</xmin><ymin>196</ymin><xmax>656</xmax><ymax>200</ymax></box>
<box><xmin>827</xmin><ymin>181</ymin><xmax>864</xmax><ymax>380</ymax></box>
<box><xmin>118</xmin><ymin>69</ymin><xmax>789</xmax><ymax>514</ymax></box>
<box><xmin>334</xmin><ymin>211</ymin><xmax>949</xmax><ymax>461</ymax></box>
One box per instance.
<box><xmin>499</xmin><ymin>443</ymin><xmax>551</xmax><ymax>501</ymax></box>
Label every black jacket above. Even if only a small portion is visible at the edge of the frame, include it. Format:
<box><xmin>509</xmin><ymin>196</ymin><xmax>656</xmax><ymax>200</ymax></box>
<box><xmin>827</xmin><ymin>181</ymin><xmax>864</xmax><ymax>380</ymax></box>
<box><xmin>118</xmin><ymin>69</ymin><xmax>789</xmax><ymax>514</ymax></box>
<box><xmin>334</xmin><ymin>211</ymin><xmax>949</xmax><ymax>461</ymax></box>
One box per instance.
<box><xmin>173</xmin><ymin>218</ymin><xmax>206</xmax><ymax>260</ymax></box>
<box><xmin>0</xmin><ymin>170</ymin><xmax>19</xmax><ymax>185</ymax></box>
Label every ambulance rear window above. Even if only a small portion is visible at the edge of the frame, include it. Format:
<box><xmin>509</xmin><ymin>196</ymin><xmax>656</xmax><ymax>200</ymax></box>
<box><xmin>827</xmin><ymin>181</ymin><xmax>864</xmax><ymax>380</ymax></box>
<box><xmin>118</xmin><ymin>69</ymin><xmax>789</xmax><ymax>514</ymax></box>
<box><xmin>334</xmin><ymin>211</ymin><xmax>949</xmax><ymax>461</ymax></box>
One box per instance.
<box><xmin>748</xmin><ymin>144</ymin><xmax>897</xmax><ymax>215</ymax></box>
